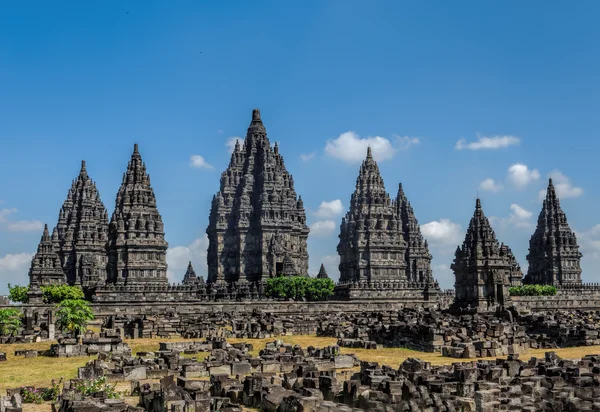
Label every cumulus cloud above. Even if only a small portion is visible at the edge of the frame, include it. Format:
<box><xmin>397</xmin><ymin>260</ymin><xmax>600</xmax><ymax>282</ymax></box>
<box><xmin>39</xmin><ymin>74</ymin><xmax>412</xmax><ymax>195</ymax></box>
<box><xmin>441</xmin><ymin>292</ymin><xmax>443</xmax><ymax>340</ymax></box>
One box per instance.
<box><xmin>489</xmin><ymin>203</ymin><xmax>534</xmax><ymax>230</ymax></box>
<box><xmin>190</xmin><ymin>155</ymin><xmax>213</xmax><ymax>169</ymax></box>
<box><xmin>325</xmin><ymin>131</ymin><xmax>396</xmax><ymax>164</ymax></box>
<box><xmin>314</xmin><ymin>200</ymin><xmax>344</xmax><ymax>219</ymax></box>
<box><xmin>539</xmin><ymin>170</ymin><xmax>583</xmax><ymax>201</ymax></box>
<box><xmin>0</xmin><ymin>252</ymin><xmax>33</xmax><ymax>293</ymax></box>
<box><xmin>7</xmin><ymin>220</ymin><xmax>44</xmax><ymax>232</ymax></box>
<box><xmin>421</xmin><ymin>219</ymin><xmax>463</xmax><ymax>246</ymax></box>
<box><xmin>166</xmin><ymin>235</ymin><xmax>209</xmax><ymax>283</ymax></box>
<box><xmin>455</xmin><ymin>135</ymin><xmax>520</xmax><ymax>151</ymax></box>
<box><xmin>310</xmin><ymin>220</ymin><xmax>336</xmax><ymax>237</ymax></box>
<box><xmin>507</xmin><ymin>163</ymin><xmax>540</xmax><ymax>189</ymax></box>
<box><xmin>395</xmin><ymin>136</ymin><xmax>420</xmax><ymax>150</ymax></box>
<box><xmin>226</xmin><ymin>136</ymin><xmax>243</xmax><ymax>154</ymax></box>
<box><xmin>300</xmin><ymin>152</ymin><xmax>316</xmax><ymax>162</ymax></box>
<box><xmin>479</xmin><ymin>178</ymin><xmax>503</xmax><ymax>193</ymax></box>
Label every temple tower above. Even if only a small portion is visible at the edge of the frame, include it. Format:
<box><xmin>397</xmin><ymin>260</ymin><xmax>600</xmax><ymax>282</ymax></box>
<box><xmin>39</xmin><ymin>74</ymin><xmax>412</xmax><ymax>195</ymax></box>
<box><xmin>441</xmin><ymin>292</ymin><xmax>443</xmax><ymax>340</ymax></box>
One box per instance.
<box><xmin>206</xmin><ymin>109</ymin><xmax>309</xmax><ymax>283</ymax></box>
<box><xmin>28</xmin><ymin>224</ymin><xmax>66</xmax><ymax>287</ymax></box>
<box><xmin>316</xmin><ymin>263</ymin><xmax>329</xmax><ymax>279</ymax></box>
<box><xmin>525</xmin><ymin>178</ymin><xmax>582</xmax><ymax>285</ymax></box>
<box><xmin>395</xmin><ymin>183</ymin><xmax>434</xmax><ymax>284</ymax></box>
<box><xmin>451</xmin><ymin>199</ymin><xmax>522</xmax><ymax>312</ymax></box>
<box><xmin>106</xmin><ymin>144</ymin><xmax>169</xmax><ymax>286</ymax></box>
<box><xmin>53</xmin><ymin>160</ymin><xmax>109</xmax><ymax>287</ymax></box>
<box><xmin>182</xmin><ymin>261</ymin><xmax>204</xmax><ymax>285</ymax></box>
<box><xmin>337</xmin><ymin>148</ymin><xmax>407</xmax><ymax>283</ymax></box>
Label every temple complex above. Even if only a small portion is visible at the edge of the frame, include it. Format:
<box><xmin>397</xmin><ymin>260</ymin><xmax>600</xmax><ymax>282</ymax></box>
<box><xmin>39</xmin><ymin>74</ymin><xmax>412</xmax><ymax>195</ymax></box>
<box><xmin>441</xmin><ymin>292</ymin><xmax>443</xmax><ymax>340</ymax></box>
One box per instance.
<box><xmin>53</xmin><ymin>160</ymin><xmax>109</xmax><ymax>287</ymax></box>
<box><xmin>316</xmin><ymin>263</ymin><xmax>329</xmax><ymax>279</ymax></box>
<box><xmin>337</xmin><ymin>148</ymin><xmax>407</xmax><ymax>284</ymax></box>
<box><xmin>206</xmin><ymin>109</ymin><xmax>309</xmax><ymax>284</ymax></box>
<box><xmin>182</xmin><ymin>261</ymin><xmax>204</xmax><ymax>285</ymax></box>
<box><xmin>106</xmin><ymin>144</ymin><xmax>169</xmax><ymax>286</ymax></box>
<box><xmin>525</xmin><ymin>178</ymin><xmax>582</xmax><ymax>285</ymax></box>
<box><xmin>451</xmin><ymin>199</ymin><xmax>522</xmax><ymax>312</ymax></box>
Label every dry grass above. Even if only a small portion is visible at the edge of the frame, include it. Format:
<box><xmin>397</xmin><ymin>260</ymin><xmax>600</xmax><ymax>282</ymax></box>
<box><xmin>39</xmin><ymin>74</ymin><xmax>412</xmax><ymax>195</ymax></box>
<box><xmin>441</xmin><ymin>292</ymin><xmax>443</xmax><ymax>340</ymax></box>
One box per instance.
<box><xmin>4</xmin><ymin>334</ymin><xmax>600</xmax><ymax>412</ymax></box>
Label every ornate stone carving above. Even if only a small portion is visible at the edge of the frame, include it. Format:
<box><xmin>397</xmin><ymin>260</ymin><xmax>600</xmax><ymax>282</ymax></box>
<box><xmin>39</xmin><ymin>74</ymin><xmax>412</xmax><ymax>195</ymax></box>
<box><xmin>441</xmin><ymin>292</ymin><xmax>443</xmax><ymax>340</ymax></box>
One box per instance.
<box><xmin>53</xmin><ymin>160</ymin><xmax>109</xmax><ymax>287</ymax></box>
<box><xmin>206</xmin><ymin>109</ymin><xmax>309</xmax><ymax>283</ymax></box>
<box><xmin>28</xmin><ymin>224</ymin><xmax>66</xmax><ymax>287</ymax></box>
<box><xmin>106</xmin><ymin>144</ymin><xmax>169</xmax><ymax>286</ymax></box>
<box><xmin>525</xmin><ymin>178</ymin><xmax>582</xmax><ymax>285</ymax></box>
<box><xmin>451</xmin><ymin>199</ymin><xmax>522</xmax><ymax>312</ymax></box>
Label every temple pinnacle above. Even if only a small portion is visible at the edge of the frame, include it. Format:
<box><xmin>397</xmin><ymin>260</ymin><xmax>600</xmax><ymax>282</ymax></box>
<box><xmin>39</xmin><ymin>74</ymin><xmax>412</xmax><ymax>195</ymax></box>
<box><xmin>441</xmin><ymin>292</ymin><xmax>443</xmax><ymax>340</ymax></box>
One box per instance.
<box><xmin>366</xmin><ymin>146</ymin><xmax>373</xmax><ymax>159</ymax></box>
<box><xmin>80</xmin><ymin>160</ymin><xmax>87</xmax><ymax>175</ymax></box>
<box><xmin>252</xmin><ymin>108</ymin><xmax>262</xmax><ymax>122</ymax></box>
<box><xmin>133</xmin><ymin>143</ymin><xmax>139</xmax><ymax>154</ymax></box>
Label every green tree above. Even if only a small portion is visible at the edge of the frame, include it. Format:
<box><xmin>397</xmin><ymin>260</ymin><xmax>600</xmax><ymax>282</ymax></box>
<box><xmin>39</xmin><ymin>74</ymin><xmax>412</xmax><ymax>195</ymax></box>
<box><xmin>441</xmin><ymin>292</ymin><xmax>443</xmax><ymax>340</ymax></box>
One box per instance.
<box><xmin>8</xmin><ymin>284</ymin><xmax>29</xmax><ymax>303</ymax></box>
<box><xmin>42</xmin><ymin>285</ymin><xmax>85</xmax><ymax>304</ymax></box>
<box><xmin>55</xmin><ymin>299</ymin><xmax>94</xmax><ymax>338</ymax></box>
<box><xmin>0</xmin><ymin>308</ymin><xmax>23</xmax><ymax>336</ymax></box>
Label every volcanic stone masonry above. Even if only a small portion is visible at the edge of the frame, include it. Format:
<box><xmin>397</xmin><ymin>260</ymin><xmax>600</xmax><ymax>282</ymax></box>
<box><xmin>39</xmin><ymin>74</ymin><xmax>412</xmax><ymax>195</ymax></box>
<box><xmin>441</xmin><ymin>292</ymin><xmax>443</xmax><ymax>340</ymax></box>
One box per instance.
<box><xmin>105</xmin><ymin>143</ymin><xmax>169</xmax><ymax>286</ymax></box>
<box><xmin>206</xmin><ymin>109</ymin><xmax>310</xmax><ymax>283</ymax></box>
<box><xmin>27</xmin><ymin>224</ymin><xmax>66</xmax><ymax>302</ymax></box>
<box><xmin>525</xmin><ymin>177</ymin><xmax>583</xmax><ymax>285</ymax></box>
<box><xmin>451</xmin><ymin>198</ymin><xmax>522</xmax><ymax>313</ymax></box>
<box><xmin>53</xmin><ymin>160</ymin><xmax>109</xmax><ymax>287</ymax></box>
<box><xmin>336</xmin><ymin>147</ymin><xmax>440</xmax><ymax>299</ymax></box>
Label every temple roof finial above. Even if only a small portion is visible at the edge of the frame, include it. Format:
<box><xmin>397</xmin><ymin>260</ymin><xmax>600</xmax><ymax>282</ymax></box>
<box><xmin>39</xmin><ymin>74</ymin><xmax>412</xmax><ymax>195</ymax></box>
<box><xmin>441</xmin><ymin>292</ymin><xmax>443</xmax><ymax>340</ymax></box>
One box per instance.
<box><xmin>252</xmin><ymin>108</ymin><xmax>262</xmax><ymax>122</ymax></box>
<box><xmin>80</xmin><ymin>160</ymin><xmax>87</xmax><ymax>175</ymax></box>
<box><xmin>366</xmin><ymin>146</ymin><xmax>373</xmax><ymax>159</ymax></box>
<box><xmin>133</xmin><ymin>143</ymin><xmax>139</xmax><ymax>154</ymax></box>
<box><xmin>476</xmin><ymin>197</ymin><xmax>482</xmax><ymax>210</ymax></box>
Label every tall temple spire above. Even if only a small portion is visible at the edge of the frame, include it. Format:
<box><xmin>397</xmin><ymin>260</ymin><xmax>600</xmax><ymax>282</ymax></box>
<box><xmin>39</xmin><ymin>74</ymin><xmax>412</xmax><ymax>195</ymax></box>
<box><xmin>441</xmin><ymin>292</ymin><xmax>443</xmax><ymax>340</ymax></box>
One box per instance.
<box><xmin>207</xmin><ymin>109</ymin><xmax>309</xmax><ymax>283</ymax></box>
<box><xmin>451</xmin><ymin>198</ymin><xmax>522</xmax><ymax>312</ymax></box>
<box><xmin>395</xmin><ymin>182</ymin><xmax>434</xmax><ymax>285</ymax></box>
<box><xmin>525</xmin><ymin>177</ymin><xmax>582</xmax><ymax>285</ymax></box>
<box><xmin>28</xmin><ymin>224</ymin><xmax>66</xmax><ymax>288</ymax></box>
<box><xmin>337</xmin><ymin>149</ymin><xmax>407</xmax><ymax>283</ymax></box>
<box><xmin>107</xmin><ymin>144</ymin><xmax>169</xmax><ymax>286</ymax></box>
<box><xmin>52</xmin><ymin>160</ymin><xmax>109</xmax><ymax>287</ymax></box>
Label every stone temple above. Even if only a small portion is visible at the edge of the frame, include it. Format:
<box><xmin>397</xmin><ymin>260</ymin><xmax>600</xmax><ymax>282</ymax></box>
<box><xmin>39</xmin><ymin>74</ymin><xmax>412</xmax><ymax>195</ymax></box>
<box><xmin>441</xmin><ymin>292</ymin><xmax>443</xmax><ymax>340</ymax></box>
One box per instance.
<box><xmin>451</xmin><ymin>199</ymin><xmax>523</xmax><ymax>312</ymax></box>
<box><xmin>106</xmin><ymin>144</ymin><xmax>169</xmax><ymax>286</ymax></box>
<box><xmin>53</xmin><ymin>160</ymin><xmax>109</xmax><ymax>287</ymax></box>
<box><xmin>206</xmin><ymin>109</ymin><xmax>309</xmax><ymax>283</ymax></box>
<box><xmin>336</xmin><ymin>148</ymin><xmax>439</xmax><ymax>299</ymax></box>
<box><xmin>525</xmin><ymin>178</ymin><xmax>582</xmax><ymax>285</ymax></box>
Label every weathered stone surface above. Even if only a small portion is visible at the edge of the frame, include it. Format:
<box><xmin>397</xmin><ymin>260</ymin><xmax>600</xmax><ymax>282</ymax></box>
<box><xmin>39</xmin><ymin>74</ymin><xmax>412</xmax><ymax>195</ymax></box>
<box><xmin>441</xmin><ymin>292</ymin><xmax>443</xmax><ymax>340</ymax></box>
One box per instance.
<box><xmin>53</xmin><ymin>160</ymin><xmax>109</xmax><ymax>287</ymax></box>
<box><xmin>526</xmin><ymin>178</ymin><xmax>583</xmax><ymax>285</ymax></box>
<box><xmin>106</xmin><ymin>144</ymin><xmax>168</xmax><ymax>286</ymax></box>
<box><xmin>28</xmin><ymin>224</ymin><xmax>65</xmax><ymax>288</ymax></box>
<box><xmin>451</xmin><ymin>198</ymin><xmax>522</xmax><ymax>312</ymax></box>
<box><xmin>207</xmin><ymin>109</ymin><xmax>309</xmax><ymax>283</ymax></box>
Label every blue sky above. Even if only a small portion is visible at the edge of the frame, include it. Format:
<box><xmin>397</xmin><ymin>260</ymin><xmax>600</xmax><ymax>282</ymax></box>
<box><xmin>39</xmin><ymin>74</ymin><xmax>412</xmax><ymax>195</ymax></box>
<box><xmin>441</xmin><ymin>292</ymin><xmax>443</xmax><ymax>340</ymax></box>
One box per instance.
<box><xmin>1</xmin><ymin>1</ymin><xmax>599</xmax><ymax>293</ymax></box>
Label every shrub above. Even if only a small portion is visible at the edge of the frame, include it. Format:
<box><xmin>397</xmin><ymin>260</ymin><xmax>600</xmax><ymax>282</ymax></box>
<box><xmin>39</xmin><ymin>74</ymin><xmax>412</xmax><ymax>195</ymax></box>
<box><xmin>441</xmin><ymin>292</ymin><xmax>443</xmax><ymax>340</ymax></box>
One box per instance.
<box><xmin>41</xmin><ymin>378</ymin><xmax>62</xmax><ymax>402</ymax></box>
<box><xmin>509</xmin><ymin>285</ymin><xmax>557</xmax><ymax>296</ymax></box>
<box><xmin>0</xmin><ymin>308</ymin><xmax>23</xmax><ymax>337</ymax></box>
<box><xmin>20</xmin><ymin>387</ymin><xmax>43</xmax><ymax>404</ymax></box>
<box><xmin>8</xmin><ymin>283</ymin><xmax>29</xmax><ymax>303</ymax></box>
<box><xmin>71</xmin><ymin>376</ymin><xmax>119</xmax><ymax>399</ymax></box>
<box><xmin>265</xmin><ymin>276</ymin><xmax>335</xmax><ymax>301</ymax></box>
<box><xmin>55</xmin><ymin>299</ymin><xmax>95</xmax><ymax>337</ymax></box>
<box><xmin>42</xmin><ymin>285</ymin><xmax>85</xmax><ymax>304</ymax></box>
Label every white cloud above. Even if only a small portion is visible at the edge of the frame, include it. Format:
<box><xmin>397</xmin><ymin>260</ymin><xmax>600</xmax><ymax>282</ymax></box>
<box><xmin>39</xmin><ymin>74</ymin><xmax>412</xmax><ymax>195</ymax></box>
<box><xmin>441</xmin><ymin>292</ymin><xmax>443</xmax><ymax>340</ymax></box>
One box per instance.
<box><xmin>455</xmin><ymin>135</ymin><xmax>520</xmax><ymax>150</ymax></box>
<box><xmin>314</xmin><ymin>200</ymin><xmax>344</xmax><ymax>219</ymax></box>
<box><xmin>166</xmin><ymin>235</ymin><xmax>209</xmax><ymax>283</ymax></box>
<box><xmin>226</xmin><ymin>136</ymin><xmax>243</xmax><ymax>154</ymax></box>
<box><xmin>310</xmin><ymin>220</ymin><xmax>336</xmax><ymax>237</ymax></box>
<box><xmin>507</xmin><ymin>163</ymin><xmax>540</xmax><ymax>189</ymax></box>
<box><xmin>7</xmin><ymin>220</ymin><xmax>44</xmax><ymax>232</ymax></box>
<box><xmin>479</xmin><ymin>178</ymin><xmax>502</xmax><ymax>193</ymax></box>
<box><xmin>0</xmin><ymin>208</ymin><xmax>17</xmax><ymax>223</ymax></box>
<box><xmin>325</xmin><ymin>131</ymin><xmax>396</xmax><ymax>164</ymax></box>
<box><xmin>395</xmin><ymin>136</ymin><xmax>420</xmax><ymax>150</ymax></box>
<box><xmin>190</xmin><ymin>155</ymin><xmax>213</xmax><ymax>169</ymax></box>
<box><xmin>0</xmin><ymin>253</ymin><xmax>33</xmax><ymax>293</ymax></box>
<box><xmin>300</xmin><ymin>152</ymin><xmax>316</xmax><ymax>162</ymax></box>
<box><xmin>489</xmin><ymin>203</ymin><xmax>534</xmax><ymax>230</ymax></box>
<box><xmin>538</xmin><ymin>170</ymin><xmax>583</xmax><ymax>201</ymax></box>
<box><xmin>421</xmin><ymin>219</ymin><xmax>463</xmax><ymax>245</ymax></box>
